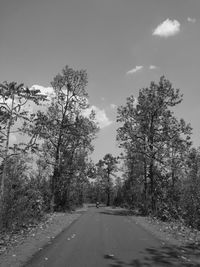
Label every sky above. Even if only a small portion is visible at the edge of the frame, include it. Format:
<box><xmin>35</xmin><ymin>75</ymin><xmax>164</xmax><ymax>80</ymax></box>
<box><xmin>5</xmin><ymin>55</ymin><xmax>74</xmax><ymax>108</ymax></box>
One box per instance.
<box><xmin>0</xmin><ymin>0</ymin><xmax>200</xmax><ymax>163</ymax></box>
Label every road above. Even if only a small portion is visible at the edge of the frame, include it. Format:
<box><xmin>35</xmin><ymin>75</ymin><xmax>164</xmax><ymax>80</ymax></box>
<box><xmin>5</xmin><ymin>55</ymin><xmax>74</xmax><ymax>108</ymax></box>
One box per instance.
<box><xmin>25</xmin><ymin>207</ymin><xmax>190</xmax><ymax>267</ymax></box>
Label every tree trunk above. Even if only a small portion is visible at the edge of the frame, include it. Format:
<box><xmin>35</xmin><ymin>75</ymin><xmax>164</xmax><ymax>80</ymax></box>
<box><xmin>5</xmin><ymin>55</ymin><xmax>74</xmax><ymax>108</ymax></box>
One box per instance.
<box><xmin>51</xmin><ymin>146</ymin><xmax>60</xmax><ymax>211</ymax></box>
<box><xmin>149</xmin><ymin>160</ymin><xmax>155</xmax><ymax>212</ymax></box>
<box><xmin>0</xmin><ymin>92</ymin><xmax>14</xmax><ymax>211</ymax></box>
<box><xmin>143</xmin><ymin>157</ymin><xmax>148</xmax><ymax>213</ymax></box>
<box><xmin>106</xmin><ymin>170</ymin><xmax>111</xmax><ymax>206</ymax></box>
<box><xmin>107</xmin><ymin>189</ymin><xmax>110</xmax><ymax>206</ymax></box>
<box><xmin>149</xmin><ymin>116</ymin><xmax>155</xmax><ymax>213</ymax></box>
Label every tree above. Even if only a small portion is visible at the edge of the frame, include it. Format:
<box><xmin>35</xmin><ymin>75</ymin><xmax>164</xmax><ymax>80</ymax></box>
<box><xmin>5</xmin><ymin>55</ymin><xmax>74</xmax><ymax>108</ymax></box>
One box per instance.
<box><xmin>95</xmin><ymin>159</ymin><xmax>107</xmax><ymax>203</ymax></box>
<box><xmin>113</xmin><ymin>176</ymin><xmax>123</xmax><ymax>206</ymax></box>
<box><xmin>181</xmin><ymin>148</ymin><xmax>200</xmax><ymax>228</ymax></box>
<box><xmin>56</xmin><ymin>115</ymin><xmax>98</xmax><ymax>209</ymax></box>
<box><xmin>117</xmin><ymin>76</ymin><xmax>192</xmax><ymax>213</ymax></box>
<box><xmin>35</xmin><ymin>66</ymin><xmax>98</xmax><ymax>210</ymax></box>
<box><xmin>121</xmin><ymin>151</ymin><xmax>147</xmax><ymax>211</ymax></box>
<box><xmin>0</xmin><ymin>153</ymin><xmax>44</xmax><ymax>230</ymax></box>
<box><xmin>96</xmin><ymin>154</ymin><xmax>118</xmax><ymax>206</ymax></box>
<box><xmin>0</xmin><ymin>81</ymin><xmax>46</xmax><ymax>206</ymax></box>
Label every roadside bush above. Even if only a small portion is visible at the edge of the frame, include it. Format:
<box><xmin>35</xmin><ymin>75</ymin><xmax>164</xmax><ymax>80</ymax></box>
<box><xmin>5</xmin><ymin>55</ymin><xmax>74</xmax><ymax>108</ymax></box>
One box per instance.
<box><xmin>1</xmin><ymin>186</ymin><xmax>44</xmax><ymax>231</ymax></box>
<box><xmin>181</xmin><ymin>185</ymin><xmax>200</xmax><ymax>229</ymax></box>
<box><xmin>156</xmin><ymin>202</ymin><xmax>179</xmax><ymax>222</ymax></box>
<box><xmin>0</xmin><ymin>155</ymin><xmax>46</xmax><ymax>231</ymax></box>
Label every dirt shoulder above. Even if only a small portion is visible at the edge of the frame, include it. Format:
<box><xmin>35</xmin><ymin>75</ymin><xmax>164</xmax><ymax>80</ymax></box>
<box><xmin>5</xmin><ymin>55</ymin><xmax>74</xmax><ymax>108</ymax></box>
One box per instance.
<box><xmin>131</xmin><ymin>215</ymin><xmax>200</xmax><ymax>246</ymax></box>
<box><xmin>0</xmin><ymin>207</ymin><xmax>87</xmax><ymax>267</ymax></box>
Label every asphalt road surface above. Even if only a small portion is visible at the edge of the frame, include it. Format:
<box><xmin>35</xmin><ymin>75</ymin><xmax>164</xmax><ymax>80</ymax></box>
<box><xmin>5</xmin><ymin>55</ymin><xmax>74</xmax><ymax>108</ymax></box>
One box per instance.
<box><xmin>25</xmin><ymin>207</ymin><xmax>190</xmax><ymax>267</ymax></box>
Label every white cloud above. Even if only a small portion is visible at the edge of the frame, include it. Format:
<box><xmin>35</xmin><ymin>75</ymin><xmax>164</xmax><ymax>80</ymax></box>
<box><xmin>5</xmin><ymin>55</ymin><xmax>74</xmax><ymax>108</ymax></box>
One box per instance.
<box><xmin>10</xmin><ymin>133</ymin><xmax>17</xmax><ymax>145</ymax></box>
<box><xmin>149</xmin><ymin>65</ymin><xmax>157</xmax><ymax>70</ymax></box>
<box><xmin>126</xmin><ymin>66</ymin><xmax>143</xmax><ymax>75</ymax></box>
<box><xmin>83</xmin><ymin>105</ymin><xmax>113</xmax><ymax>129</ymax></box>
<box><xmin>31</xmin><ymin>85</ymin><xmax>54</xmax><ymax>100</ymax></box>
<box><xmin>28</xmin><ymin>85</ymin><xmax>55</xmax><ymax>112</ymax></box>
<box><xmin>0</xmin><ymin>85</ymin><xmax>48</xmax><ymax>114</ymax></box>
<box><xmin>187</xmin><ymin>17</ymin><xmax>196</xmax><ymax>23</ymax></box>
<box><xmin>153</xmin><ymin>19</ymin><xmax>180</xmax><ymax>37</ymax></box>
<box><xmin>32</xmin><ymin>85</ymin><xmax>112</xmax><ymax>128</ymax></box>
<box><xmin>110</xmin><ymin>104</ymin><xmax>117</xmax><ymax>109</ymax></box>
<box><xmin>31</xmin><ymin>85</ymin><xmax>88</xmax><ymax>106</ymax></box>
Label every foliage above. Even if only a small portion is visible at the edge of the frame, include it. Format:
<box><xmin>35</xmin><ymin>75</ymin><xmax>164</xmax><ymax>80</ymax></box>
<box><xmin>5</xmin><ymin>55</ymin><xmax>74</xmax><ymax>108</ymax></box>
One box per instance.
<box><xmin>116</xmin><ymin>76</ymin><xmax>192</xmax><ymax>219</ymax></box>
<box><xmin>180</xmin><ymin>148</ymin><xmax>200</xmax><ymax>229</ymax></box>
<box><xmin>32</xmin><ymin>66</ymin><xmax>99</xmax><ymax>211</ymax></box>
<box><xmin>0</xmin><ymin>81</ymin><xmax>47</xmax><ymax>208</ymax></box>
<box><xmin>0</xmin><ymin>66</ymin><xmax>99</xmax><ymax>232</ymax></box>
<box><xmin>0</xmin><ymin>155</ymin><xmax>44</xmax><ymax>230</ymax></box>
<box><xmin>94</xmin><ymin>154</ymin><xmax>118</xmax><ymax>206</ymax></box>
<box><xmin>2</xmin><ymin>72</ymin><xmax>200</xmax><ymax>234</ymax></box>
<box><xmin>112</xmin><ymin>177</ymin><xmax>124</xmax><ymax>206</ymax></box>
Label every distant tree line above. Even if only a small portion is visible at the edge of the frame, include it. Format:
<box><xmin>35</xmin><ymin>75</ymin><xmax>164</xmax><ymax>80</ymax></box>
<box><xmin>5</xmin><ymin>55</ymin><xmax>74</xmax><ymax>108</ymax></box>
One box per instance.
<box><xmin>1</xmin><ymin>69</ymin><xmax>200</xmax><ymax>232</ymax></box>
<box><xmin>86</xmin><ymin>153</ymin><xmax>119</xmax><ymax>206</ymax></box>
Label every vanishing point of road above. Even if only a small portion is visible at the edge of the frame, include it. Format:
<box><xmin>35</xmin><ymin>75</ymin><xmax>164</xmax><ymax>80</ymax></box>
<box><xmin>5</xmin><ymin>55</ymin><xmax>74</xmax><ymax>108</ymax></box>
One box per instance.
<box><xmin>25</xmin><ymin>206</ymin><xmax>189</xmax><ymax>267</ymax></box>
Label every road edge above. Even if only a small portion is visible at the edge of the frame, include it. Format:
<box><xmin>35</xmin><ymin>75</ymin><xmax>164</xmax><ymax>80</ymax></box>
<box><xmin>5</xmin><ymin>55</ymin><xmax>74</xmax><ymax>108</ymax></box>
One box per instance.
<box><xmin>0</xmin><ymin>208</ymin><xmax>87</xmax><ymax>267</ymax></box>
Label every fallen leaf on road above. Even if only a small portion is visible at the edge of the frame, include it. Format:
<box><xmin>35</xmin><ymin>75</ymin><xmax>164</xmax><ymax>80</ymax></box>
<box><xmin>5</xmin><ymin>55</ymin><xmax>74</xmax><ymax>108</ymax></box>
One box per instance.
<box><xmin>105</xmin><ymin>254</ymin><xmax>114</xmax><ymax>258</ymax></box>
<box><xmin>109</xmin><ymin>254</ymin><xmax>114</xmax><ymax>257</ymax></box>
<box><xmin>180</xmin><ymin>256</ymin><xmax>188</xmax><ymax>261</ymax></box>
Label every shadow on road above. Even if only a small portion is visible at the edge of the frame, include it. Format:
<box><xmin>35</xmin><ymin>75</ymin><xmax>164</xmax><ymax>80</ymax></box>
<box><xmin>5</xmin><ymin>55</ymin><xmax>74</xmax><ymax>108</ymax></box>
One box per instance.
<box><xmin>100</xmin><ymin>209</ymin><xmax>200</xmax><ymax>266</ymax></box>
<box><xmin>99</xmin><ymin>210</ymin><xmax>136</xmax><ymax>216</ymax></box>
<box><xmin>104</xmin><ymin>243</ymin><xmax>200</xmax><ymax>266</ymax></box>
